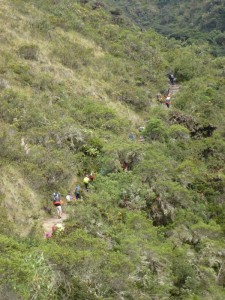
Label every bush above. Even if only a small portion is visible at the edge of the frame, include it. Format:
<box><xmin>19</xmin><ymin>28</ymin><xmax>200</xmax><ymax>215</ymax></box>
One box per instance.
<box><xmin>143</xmin><ymin>118</ymin><xmax>167</xmax><ymax>142</ymax></box>
<box><xmin>18</xmin><ymin>44</ymin><xmax>39</xmax><ymax>60</ymax></box>
<box><xmin>168</xmin><ymin>124</ymin><xmax>190</xmax><ymax>140</ymax></box>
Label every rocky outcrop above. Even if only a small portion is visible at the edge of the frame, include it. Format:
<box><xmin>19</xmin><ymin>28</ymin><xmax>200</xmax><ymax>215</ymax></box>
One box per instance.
<box><xmin>169</xmin><ymin>111</ymin><xmax>216</xmax><ymax>138</ymax></box>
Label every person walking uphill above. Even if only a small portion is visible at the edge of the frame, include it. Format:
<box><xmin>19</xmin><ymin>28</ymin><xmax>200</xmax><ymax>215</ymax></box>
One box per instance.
<box><xmin>74</xmin><ymin>185</ymin><xmax>81</xmax><ymax>200</ymax></box>
<box><xmin>83</xmin><ymin>175</ymin><xmax>90</xmax><ymax>191</ymax></box>
<box><xmin>89</xmin><ymin>172</ymin><xmax>95</xmax><ymax>183</ymax></box>
<box><xmin>66</xmin><ymin>191</ymin><xmax>72</xmax><ymax>205</ymax></box>
<box><xmin>165</xmin><ymin>93</ymin><xmax>172</xmax><ymax>108</ymax></box>
<box><xmin>168</xmin><ymin>73</ymin><xmax>175</xmax><ymax>85</ymax></box>
<box><xmin>52</xmin><ymin>192</ymin><xmax>62</xmax><ymax>218</ymax></box>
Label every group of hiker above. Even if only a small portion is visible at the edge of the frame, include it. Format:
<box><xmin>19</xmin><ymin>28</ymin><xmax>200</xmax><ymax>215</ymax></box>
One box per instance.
<box><xmin>156</xmin><ymin>72</ymin><xmax>176</xmax><ymax>108</ymax></box>
<box><xmin>51</xmin><ymin>172</ymin><xmax>95</xmax><ymax>218</ymax></box>
<box><xmin>46</xmin><ymin>173</ymin><xmax>95</xmax><ymax>238</ymax></box>
<box><xmin>45</xmin><ymin>223</ymin><xmax>64</xmax><ymax>239</ymax></box>
<box><xmin>47</xmin><ymin>72</ymin><xmax>177</xmax><ymax>238</ymax></box>
<box><xmin>157</xmin><ymin>89</ymin><xmax>173</xmax><ymax>108</ymax></box>
<box><xmin>127</xmin><ymin>72</ymin><xmax>177</xmax><ymax>143</ymax></box>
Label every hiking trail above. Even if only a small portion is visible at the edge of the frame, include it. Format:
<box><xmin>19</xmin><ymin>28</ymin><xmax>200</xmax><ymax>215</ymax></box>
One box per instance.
<box><xmin>42</xmin><ymin>177</ymin><xmax>80</xmax><ymax>237</ymax></box>
<box><xmin>170</xmin><ymin>84</ymin><xmax>180</xmax><ymax>96</ymax></box>
<box><xmin>42</xmin><ymin>212</ymin><xmax>68</xmax><ymax>235</ymax></box>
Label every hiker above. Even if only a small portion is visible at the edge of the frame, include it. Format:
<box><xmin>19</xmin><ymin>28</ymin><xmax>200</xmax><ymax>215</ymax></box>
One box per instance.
<box><xmin>83</xmin><ymin>175</ymin><xmax>90</xmax><ymax>191</ymax></box>
<box><xmin>74</xmin><ymin>185</ymin><xmax>81</xmax><ymax>200</ymax></box>
<box><xmin>129</xmin><ymin>132</ymin><xmax>135</xmax><ymax>141</ymax></box>
<box><xmin>165</xmin><ymin>94</ymin><xmax>171</xmax><ymax>108</ymax></box>
<box><xmin>168</xmin><ymin>73</ymin><xmax>175</xmax><ymax>85</ymax></box>
<box><xmin>52</xmin><ymin>223</ymin><xmax>64</xmax><ymax>235</ymax></box>
<box><xmin>89</xmin><ymin>172</ymin><xmax>95</xmax><ymax>183</ymax></box>
<box><xmin>66</xmin><ymin>191</ymin><xmax>72</xmax><ymax>205</ymax></box>
<box><xmin>52</xmin><ymin>192</ymin><xmax>62</xmax><ymax>218</ymax></box>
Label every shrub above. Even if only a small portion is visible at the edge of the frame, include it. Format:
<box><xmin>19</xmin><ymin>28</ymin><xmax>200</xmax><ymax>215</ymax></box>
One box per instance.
<box><xmin>168</xmin><ymin>124</ymin><xmax>190</xmax><ymax>140</ymax></box>
<box><xmin>18</xmin><ymin>44</ymin><xmax>39</xmax><ymax>60</ymax></box>
<box><xmin>143</xmin><ymin>118</ymin><xmax>167</xmax><ymax>142</ymax></box>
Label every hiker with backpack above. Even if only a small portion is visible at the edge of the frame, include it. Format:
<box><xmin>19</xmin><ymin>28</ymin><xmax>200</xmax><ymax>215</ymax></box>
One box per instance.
<box><xmin>83</xmin><ymin>175</ymin><xmax>90</xmax><ymax>191</ymax></box>
<box><xmin>52</xmin><ymin>192</ymin><xmax>62</xmax><ymax>218</ymax></box>
<box><xmin>165</xmin><ymin>93</ymin><xmax>172</xmax><ymax>108</ymax></box>
<box><xmin>168</xmin><ymin>73</ymin><xmax>175</xmax><ymax>85</ymax></box>
<box><xmin>74</xmin><ymin>185</ymin><xmax>81</xmax><ymax>200</ymax></box>
<box><xmin>66</xmin><ymin>191</ymin><xmax>73</xmax><ymax>205</ymax></box>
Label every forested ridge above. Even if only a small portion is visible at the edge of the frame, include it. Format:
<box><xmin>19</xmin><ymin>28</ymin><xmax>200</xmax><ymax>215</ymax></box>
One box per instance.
<box><xmin>1</xmin><ymin>0</ymin><xmax>225</xmax><ymax>299</ymax></box>
<box><xmin>100</xmin><ymin>0</ymin><xmax>225</xmax><ymax>56</ymax></box>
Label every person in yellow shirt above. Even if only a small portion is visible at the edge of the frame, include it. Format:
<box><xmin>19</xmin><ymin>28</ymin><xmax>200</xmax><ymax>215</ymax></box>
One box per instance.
<box><xmin>83</xmin><ymin>175</ymin><xmax>90</xmax><ymax>191</ymax></box>
<box><xmin>66</xmin><ymin>191</ymin><xmax>72</xmax><ymax>205</ymax></box>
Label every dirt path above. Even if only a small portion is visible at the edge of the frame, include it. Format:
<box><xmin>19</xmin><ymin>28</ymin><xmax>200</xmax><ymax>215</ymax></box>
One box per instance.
<box><xmin>170</xmin><ymin>84</ymin><xmax>180</xmax><ymax>96</ymax></box>
<box><xmin>42</xmin><ymin>212</ymin><xmax>68</xmax><ymax>235</ymax></box>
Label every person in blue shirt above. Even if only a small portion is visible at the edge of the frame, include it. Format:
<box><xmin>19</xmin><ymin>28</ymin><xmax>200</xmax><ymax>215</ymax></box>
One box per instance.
<box><xmin>74</xmin><ymin>185</ymin><xmax>81</xmax><ymax>200</ymax></box>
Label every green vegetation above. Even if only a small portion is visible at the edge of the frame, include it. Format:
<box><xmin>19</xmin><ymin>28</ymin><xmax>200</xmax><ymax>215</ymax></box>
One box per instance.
<box><xmin>99</xmin><ymin>0</ymin><xmax>225</xmax><ymax>56</ymax></box>
<box><xmin>0</xmin><ymin>0</ymin><xmax>225</xmax><ymax>299</ymax></box>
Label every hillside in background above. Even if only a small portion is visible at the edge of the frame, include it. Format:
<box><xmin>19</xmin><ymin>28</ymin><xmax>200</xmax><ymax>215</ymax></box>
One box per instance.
<box><xmin>1</xmin><ymin>0</ymin><xmax>225</xmax><ymax>299</ymax></box>
<box><xmin>99</xmin><ymin>0</ymin><xmax>225</xmax><ymax>55</ymax></box>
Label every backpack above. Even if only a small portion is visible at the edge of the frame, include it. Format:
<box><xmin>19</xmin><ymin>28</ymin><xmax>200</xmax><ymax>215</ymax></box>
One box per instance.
<box><xmin>52</xmin><ymin>192</ymin><xmax>60</xmax><ymax>205</ymax></box>
<box><xmin>52</xmin><ymin>193</ymin><xmax>57</xmax><ymax>201</ymax></box>
<box><xmin>75</xmin><ymin>186</ymin><xmax>80</xmax><ymax>193</ymax></box>
<box><xmin>66</xmin><ymin>194</ymin><xmax>72</xmax><ymax>203</ymax></box>
<box><xmin>166</xmin><ymin>96</ymin><xmax>171</xmax><ymax>102</ymax></box>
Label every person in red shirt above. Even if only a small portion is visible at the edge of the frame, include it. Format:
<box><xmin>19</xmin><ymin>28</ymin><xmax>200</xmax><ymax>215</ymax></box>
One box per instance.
<box><xmin>89</xmin><ymin>172</ymin><xmax>95</xmax><ymax>182</ymax></box>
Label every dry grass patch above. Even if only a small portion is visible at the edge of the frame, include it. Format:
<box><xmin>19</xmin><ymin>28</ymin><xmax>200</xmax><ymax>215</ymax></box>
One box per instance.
<box><xmin>0</xmin><ymin>165</ymin><xmax>44</xmax><ymax>236</ymax></box>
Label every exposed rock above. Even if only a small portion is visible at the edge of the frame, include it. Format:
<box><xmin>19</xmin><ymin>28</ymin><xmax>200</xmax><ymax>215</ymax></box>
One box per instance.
<box><xmin>169</xmin><ymin>111</ymin><xmax>216</xmax><ymax>138</ymax></box>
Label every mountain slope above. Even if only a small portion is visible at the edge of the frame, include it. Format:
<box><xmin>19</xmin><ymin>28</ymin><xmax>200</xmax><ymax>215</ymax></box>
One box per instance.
<box><xmin>0</xmin><ymin>0</ymin><xmax>225</xmax><ymax>299</ymax></box>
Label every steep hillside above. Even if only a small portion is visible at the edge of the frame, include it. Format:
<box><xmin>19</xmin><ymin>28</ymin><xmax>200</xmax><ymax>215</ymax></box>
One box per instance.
<box><xmin>100</xmin><ymin>0</ymin><xmax>225</xmax><ymax>55</ymax></box>
<box><xmin>1</xmin><ymin>0</ymin><xmax>225</xmax><ymax>299</ymax></box>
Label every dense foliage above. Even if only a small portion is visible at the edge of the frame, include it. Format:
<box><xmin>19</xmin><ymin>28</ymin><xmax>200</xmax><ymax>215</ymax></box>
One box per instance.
<box><xmin>0</xmin><ymin>0</ymin><xmax>225</xmax><ymax>299</ymax></box>
<box><xmin>99</xmin><ymin>0</ymin><xmax>225</xmax><ymax>56</ymax></box>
